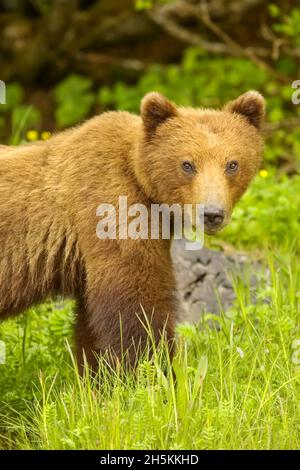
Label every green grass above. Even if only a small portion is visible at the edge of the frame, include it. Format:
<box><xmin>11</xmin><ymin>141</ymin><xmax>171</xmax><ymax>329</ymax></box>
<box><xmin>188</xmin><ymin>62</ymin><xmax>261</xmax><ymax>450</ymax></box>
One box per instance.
<box><xmin>0</xmin><ymin>174</ymin><xmax>300</xmax><ymax>449</ymax></box>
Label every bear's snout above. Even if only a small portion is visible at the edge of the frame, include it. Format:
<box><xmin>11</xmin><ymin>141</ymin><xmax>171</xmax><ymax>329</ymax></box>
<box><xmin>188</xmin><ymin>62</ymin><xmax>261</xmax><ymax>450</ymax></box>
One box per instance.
<box><xmin>203</xmin><ymin>205</ymin><xmax>225</xmax><ymax>232</ymax></box>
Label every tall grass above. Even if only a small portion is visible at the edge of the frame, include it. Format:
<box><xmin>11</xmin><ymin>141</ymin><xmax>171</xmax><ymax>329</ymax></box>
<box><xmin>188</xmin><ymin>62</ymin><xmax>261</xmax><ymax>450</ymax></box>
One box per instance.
<box><xmin>0</xmin><ymin>250</ymin><xmax>299</xmax><ymax>450</ymax></box>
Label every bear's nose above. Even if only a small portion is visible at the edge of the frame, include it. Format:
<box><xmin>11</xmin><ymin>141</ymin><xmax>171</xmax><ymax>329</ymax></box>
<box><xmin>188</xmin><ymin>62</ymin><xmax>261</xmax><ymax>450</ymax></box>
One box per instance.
<box><xmin>204</xmin><ymin>206</ymin><xmax>225</xmax><ymax>228</ymax></box>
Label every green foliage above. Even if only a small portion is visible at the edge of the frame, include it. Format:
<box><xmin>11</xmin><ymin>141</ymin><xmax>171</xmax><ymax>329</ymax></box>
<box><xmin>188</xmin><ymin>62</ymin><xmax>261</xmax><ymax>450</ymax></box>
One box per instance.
<box><xmin>0</xmin><ymin>301</ymin><xmax>75</xmax><ymax>408</ymax></box>
<box><xmin>135</xmin><ymin>0</ymin><xmax>173</xmax><ymax>10</ymax></box>
<box><xmin>1</xmin><ymin>82</ymin><xmax>24</xmax><ymax>110</ymax></box>
<box><xmin>135</xmin><ymin>0</ymin><xmax>153</xmax><ymax>10</ymax></box>
<box><xmin>99</xmin><ymin>51</ymin><xmax>268</xmax><ymax>112</ymax></box>
<box><xmin>271</xmin><ymin>6</ymin><xmax>300</xmax><ymax>47</ymax></box>
<box><xmin>215</xmin><ymin>173</ymin><xmax>300</xmax><ymax>250</ymax></box>
<box><xmin>54</xmin><ymin>75</ymin><xmax>96</xmax><ymax>128</ymax></box>
<box><xmin>0</xmin><ymin>83</ymin><xmax>41</xmax><ymax>144</ymax></box>
<box><xmin>10</xmin><ymin>106</ymin><xmax>41</xmax><ymax>145</ymax></box>
<box><xmin>0</xmin><ymin>75</ymin><xmax>97</xmax><ymax>141</ymax></box>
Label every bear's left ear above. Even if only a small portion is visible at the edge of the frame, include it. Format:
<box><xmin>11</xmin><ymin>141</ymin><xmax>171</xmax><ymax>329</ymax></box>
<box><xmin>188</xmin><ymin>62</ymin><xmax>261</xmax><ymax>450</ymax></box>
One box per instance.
<box><xmin>225</xmin><ymin>91</ymin><xmax>265</xmax><ymax>130</ymax></box>
<box><xmin>141</xmin><ymin>92</ymin><xmax>177</xmax><ymax>137</ymax></box>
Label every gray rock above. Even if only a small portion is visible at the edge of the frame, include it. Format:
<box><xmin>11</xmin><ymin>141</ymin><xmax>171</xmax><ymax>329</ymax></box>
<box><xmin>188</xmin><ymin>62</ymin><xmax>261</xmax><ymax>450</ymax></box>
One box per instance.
<box><xmin>171</xmin><ymin>238</ymin><xmax>264</xmax><ymax>324</ymax></box>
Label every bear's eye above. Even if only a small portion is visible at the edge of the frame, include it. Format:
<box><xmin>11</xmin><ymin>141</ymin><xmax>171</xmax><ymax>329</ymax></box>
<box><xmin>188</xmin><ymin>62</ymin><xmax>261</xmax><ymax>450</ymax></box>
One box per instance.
<box><xmin>182</xmin><ymin>161</ymin><xmax>195</xmax><ymax>174</ymax></box>
<box><xmin>226</xmin><ymin>160</ymin><xmax>239</xmax><ymax>174</ymax></box>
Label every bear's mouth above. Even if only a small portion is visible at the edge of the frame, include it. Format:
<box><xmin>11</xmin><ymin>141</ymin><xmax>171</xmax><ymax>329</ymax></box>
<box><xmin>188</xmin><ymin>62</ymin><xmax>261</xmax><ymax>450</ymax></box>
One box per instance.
<box><xmin>204</xmin><ymin>226</ymin><xmax>222</xmax><ymax>235</ymax></box>
<box><xmin>203</xmin><ymin>221</ymin><xmax>227</xmax><ymax>236</ymax></box>
<box><xmin>184</xmin><ymin>223</ymin><xmax>224</xmax><ymax>240</ymax></box>
<box><xmin>183</xmin><ymin>214</ymin><xmax>229</xmax><ymax>240</ymax></box>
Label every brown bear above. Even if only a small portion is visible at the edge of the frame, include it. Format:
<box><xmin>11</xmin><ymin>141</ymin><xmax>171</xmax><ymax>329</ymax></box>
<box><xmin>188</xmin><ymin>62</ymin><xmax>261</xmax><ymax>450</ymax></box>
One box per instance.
<box><xmin>0</xmin><ymin>91</ymin><xmax>265</xmax><ymax>372</ymax></box>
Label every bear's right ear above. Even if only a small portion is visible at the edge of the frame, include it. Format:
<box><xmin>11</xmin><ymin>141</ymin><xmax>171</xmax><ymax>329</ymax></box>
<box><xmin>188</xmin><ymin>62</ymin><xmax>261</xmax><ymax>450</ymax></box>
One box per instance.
<box><xmin>224</xmin><ymin>91</ymin><xmax>265</xmax><ymax>130</ymax></box>
<box><xmin>141</xmin><ymin>92</ymin><xmax>177</xmax><ymax>137</ymax></box>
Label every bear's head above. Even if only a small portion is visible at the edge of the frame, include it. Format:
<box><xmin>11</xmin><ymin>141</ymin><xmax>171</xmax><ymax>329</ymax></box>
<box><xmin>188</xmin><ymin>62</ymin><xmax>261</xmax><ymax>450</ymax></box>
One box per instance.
<box><xmin>135</xmin><ymin>91</ymin><xmax>265</xmax><ymax>236</ymax></box>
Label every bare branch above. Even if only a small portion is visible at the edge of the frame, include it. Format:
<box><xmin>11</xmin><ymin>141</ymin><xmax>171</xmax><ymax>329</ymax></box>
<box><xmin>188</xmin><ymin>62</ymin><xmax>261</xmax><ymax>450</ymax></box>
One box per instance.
<box><xmin>75</xmin><ymin>52</ymin><xmax>146</xmax><ymax>72</ymax></box>
<box><xmin>147</xmin><ymin>6</ymin><xmax>228</xmax><ymax>53</ymax></box>
<box><xmin>198</xmin><ymin>0</ymin><xmax>290</xmax><ymax>83</ymax></box>
<box><xmin>147</xmin><ymin>0</ymin><xmax>294</xmax><ymax>84</ymax></box>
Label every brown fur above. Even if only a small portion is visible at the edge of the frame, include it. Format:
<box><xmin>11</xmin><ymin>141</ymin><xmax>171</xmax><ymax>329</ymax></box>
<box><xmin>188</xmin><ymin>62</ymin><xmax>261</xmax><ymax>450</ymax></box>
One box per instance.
<box><xmin>0</xmin><ymin>91</ymin><xmax>265</xmax><ymax>372</ymax></box>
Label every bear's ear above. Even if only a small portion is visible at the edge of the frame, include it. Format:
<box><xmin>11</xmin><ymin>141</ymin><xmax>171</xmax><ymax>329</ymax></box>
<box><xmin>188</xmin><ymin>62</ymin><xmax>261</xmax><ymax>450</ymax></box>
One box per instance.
<box><xmin>225</xmin><ymin>91</ymin><xmax>265</xmax><ymax>130</ymax></box>
<box><xmin>141</xmin><ymin>92</ymin><xmax>177</xmax><ymax>137</ymax></box>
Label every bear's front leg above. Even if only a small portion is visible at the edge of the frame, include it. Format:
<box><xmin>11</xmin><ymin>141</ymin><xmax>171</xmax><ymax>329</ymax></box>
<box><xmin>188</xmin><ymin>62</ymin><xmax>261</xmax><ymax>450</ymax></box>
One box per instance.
<box><xmin>75</xmin><ymin>244</ymin><xmax>177</xmax><ymax>373</ymax></box>
<box><xmin>75</xmin><ymin>303</ymin><xmax>101</xmax><ymax>374</ymax></box>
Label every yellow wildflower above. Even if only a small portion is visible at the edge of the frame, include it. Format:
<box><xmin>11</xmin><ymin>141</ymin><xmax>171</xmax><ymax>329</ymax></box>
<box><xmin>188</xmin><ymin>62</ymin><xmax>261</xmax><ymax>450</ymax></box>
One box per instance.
<box><xmin>26</xmin><ymin>130</ymin><xmax>38</xmax><ymax>141</ymax></box>
<box><xmin>259</xmin><ymin>169</ymin><xmax>268</xmax><ymax>178</ymax></box>
<box><xmin>41</xmin><ymin>131</ymin><xmax>51</xmax><ymax>141</ymax></box>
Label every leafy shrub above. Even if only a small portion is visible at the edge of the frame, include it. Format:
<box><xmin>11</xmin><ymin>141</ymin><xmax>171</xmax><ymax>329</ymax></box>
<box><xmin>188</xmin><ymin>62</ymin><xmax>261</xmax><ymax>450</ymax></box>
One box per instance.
<box><xmin>213</xmin><ymin>173</ymin><xmax>300</xmax><ymax>250</ymax></box>
<box><xmin>54</xmin><ymin>75</ymin><xmax>96</xmax><ymax>128</ymax></box>
<box><xmin>0</xmin><ymin>83</ymin><xmax>41</xmax><ymax>144</ymax></box>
